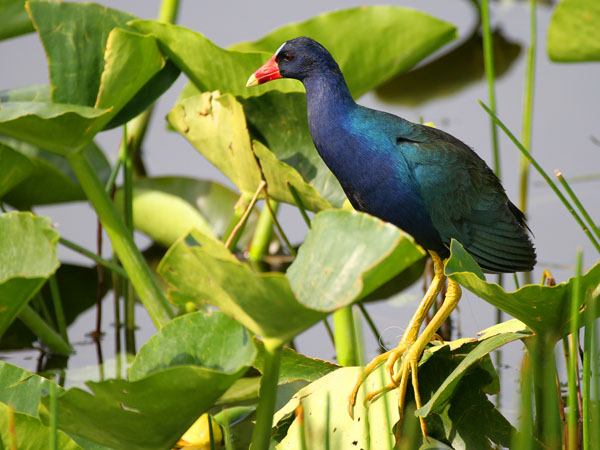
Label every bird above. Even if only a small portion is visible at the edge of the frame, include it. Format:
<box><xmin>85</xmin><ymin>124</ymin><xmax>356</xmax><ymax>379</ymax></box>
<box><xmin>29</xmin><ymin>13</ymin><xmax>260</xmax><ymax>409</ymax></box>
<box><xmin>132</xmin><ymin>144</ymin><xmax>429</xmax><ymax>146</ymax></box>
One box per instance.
<box><xmin>247</xmin><ymin>36</ymin><xmax>536</xmax><ymax>440</ymax></box>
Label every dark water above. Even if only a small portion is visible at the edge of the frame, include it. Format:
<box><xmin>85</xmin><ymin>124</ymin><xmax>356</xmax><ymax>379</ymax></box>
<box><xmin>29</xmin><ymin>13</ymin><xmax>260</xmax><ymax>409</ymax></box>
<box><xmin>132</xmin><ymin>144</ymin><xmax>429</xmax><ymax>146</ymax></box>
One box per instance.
<box><xmin>1</xmin><ymin>0</ymin><xmax>599</xmax><ymax>425</ymax></box>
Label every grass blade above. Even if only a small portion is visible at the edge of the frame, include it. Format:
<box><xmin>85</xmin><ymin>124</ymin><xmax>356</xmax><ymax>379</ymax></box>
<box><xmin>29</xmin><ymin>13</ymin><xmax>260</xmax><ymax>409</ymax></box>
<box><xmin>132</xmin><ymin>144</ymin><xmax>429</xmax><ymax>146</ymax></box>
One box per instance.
<box><xmin>479</xmin><ymin>101</ymin><xmax>600</xmax><ymax>253</ymax></box>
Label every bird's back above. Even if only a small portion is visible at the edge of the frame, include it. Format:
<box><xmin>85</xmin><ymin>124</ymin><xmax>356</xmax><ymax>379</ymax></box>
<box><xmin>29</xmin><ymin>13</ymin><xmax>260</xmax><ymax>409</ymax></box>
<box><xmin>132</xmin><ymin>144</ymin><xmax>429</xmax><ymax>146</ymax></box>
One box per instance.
<box><xmin>337</xmin><ymin>106</ymin><xmax>536</xmax><ymax>273</ymax></box>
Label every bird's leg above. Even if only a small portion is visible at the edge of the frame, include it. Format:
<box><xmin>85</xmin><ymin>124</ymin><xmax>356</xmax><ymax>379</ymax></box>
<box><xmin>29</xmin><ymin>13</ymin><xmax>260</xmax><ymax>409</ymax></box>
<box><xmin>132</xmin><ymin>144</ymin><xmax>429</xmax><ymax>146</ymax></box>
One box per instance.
<box><xmin>393</xmin><ymin>277</ymin><xmax>462</xmax><ymax>441</ymax></box>
<box><xmin>347</xmin><ymin>251</ymin><xmax>446</xmax><ymax>417</ymax></box>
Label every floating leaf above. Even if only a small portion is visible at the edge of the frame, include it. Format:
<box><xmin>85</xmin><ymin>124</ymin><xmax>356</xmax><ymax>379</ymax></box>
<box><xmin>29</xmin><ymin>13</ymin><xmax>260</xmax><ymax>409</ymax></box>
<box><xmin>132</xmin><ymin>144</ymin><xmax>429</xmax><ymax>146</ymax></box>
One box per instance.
<box><xmin>158</xmin><ymin>229</ymin><xmax>325</xmax><ymax>344</ymax></box>
<box><xmin>167</xmin><ymin>92</ymin><xmax>263</xmax><ymax>196</ymax></box>
<box><xmin>114</xmin><ymin>177</ymin><xmax>259</xmax><ymax>249</ymax></box>
<box><xmin>547</xmin><ymin>0</ymin><xmax>600</xmax><ymax>62</ymax></box>
<box><xmin>287</xmin><ymin>210</ymin><xmax>426</xmax><ymax>311</ymax></box>
<box><xmin>0</xmin><ymin>212</ymin><xmax>59</xmax><ymax>338</ymax></box>
<box><xmin>0</xmin><ymin>142</ymin><xmax>33</xmax><ymax>197</ymax></box>
<box><xmin>130</xmin><ymin>20</ymin><xmax>302</xmax><ymax>98</ymax></box>
<box><xmin>39</xmin><ymin>311</ymin><xmax>254</xmax><ymax>450</ymax></box>
<box><xmin>129</xmin><ymin>311</ymin><xmax>256</xmax><ymax>380</ymax></box>
<box><xmin>231</xmin><ymin>6</ymin><xmax>457</xmax><ymax>98</ymax></box>
<box><xmin>0</xmin><ymin>136</ymin><xmax>110</xmax><ymax>207</ymax></box>
<box><xmin>446</xmin><ymin>239</ymin><xmax>600</xmax><ymax>338</ymax></box>
<box><xmin>253</xmin><ymin>338</ymin><xmax>339</xmax><ymax>384</ymax></box>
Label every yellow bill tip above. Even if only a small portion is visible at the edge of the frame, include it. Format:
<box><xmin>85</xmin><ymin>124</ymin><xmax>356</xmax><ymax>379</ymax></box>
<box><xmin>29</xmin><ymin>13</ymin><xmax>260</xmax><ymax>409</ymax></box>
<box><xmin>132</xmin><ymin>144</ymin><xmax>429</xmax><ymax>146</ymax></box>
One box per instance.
<box><xmin>246</xmin><ymin>73</ymin><xmax>259</xmax><ymax>88</ymax></box>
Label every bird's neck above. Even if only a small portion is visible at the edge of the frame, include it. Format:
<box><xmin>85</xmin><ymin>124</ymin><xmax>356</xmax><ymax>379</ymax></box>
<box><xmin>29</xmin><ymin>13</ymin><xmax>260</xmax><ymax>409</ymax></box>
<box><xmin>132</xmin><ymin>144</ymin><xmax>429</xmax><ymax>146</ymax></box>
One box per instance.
<box><xmin>303</xmin><ymin>72</ymin><xmax>356</xmax><ymax>145</ymax></box>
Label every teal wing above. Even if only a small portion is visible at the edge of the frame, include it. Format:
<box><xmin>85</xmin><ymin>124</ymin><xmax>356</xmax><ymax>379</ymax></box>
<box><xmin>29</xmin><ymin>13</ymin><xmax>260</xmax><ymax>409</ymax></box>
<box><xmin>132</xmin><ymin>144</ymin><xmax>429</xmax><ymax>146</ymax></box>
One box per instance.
<box><xmin>398</xmin><ymin>123</ymin><xmax>536</xmax><ymax>273</ymax></box>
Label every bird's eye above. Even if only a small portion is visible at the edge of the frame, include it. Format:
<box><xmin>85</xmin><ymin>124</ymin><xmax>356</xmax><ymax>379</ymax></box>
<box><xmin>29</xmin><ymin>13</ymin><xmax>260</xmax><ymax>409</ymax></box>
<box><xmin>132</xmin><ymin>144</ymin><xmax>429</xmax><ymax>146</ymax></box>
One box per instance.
<box><xmin>282</xmin><ymin>53</ymin><xmax>294</xmax><ymax>62</ymax></box>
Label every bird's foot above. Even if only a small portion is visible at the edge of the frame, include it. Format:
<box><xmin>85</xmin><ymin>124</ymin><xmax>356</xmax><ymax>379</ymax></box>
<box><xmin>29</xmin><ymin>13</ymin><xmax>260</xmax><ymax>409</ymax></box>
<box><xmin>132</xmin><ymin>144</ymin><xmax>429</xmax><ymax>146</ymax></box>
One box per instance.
<box><xmin>348</xmin><ymin>338</ymin><xmax>430</xmax><ymax>440</ymax></box>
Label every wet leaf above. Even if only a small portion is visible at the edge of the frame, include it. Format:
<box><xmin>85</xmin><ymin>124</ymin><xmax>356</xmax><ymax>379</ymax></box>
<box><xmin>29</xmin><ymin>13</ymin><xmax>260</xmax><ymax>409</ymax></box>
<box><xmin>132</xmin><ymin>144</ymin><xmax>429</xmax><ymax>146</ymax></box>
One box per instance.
<box><xmin>253</xmin><ymin>339</ymin><xmax>339</xmax><ymax>384</ymax></box>
<box><xmin>446</xmin><ymin>239</ymin><xmax>600</xmax><ymax>338</ymax></box>
<box><xmin>114</xmin><ymin>176</ymin><xmax>259</xmax><ymax>249</ymax></box>
<box><xmin>287</xmin><ymin>210</ymin><xmax>426</xmax><ymax>311</ymax></box>
<box><xmin>0</xmin><ymin>0</ymin><xmax>34</xmax><ymax>40</ymax></box>
<box><xmin>0</xmin><ymin>142</ymin><xmax>33</xmax><ymax>197</ymax></box>
<box><xmin>130</xmin><ymin>20</ymin><xmax>302</xmax><ymax>98</ymax></box>
<box><xmin>129</xmin><ymin>310</ymin><xmax>256</xmax><ymax>380</ymax></box>
<box><xmin>27</xmin><ymin>1</ymin><xmax>136</xmax><ymax>106</ymax></box>
<box><xmin>231</xmin><ymin>6</ymin><xmax>457</xmax><ymax>98</ymax></box>
<box><xmin>158</xmin><ymin>229</ymin><xmax>325</xmax><ymax>344</ymax></box>
<box><xmin>167</xmin><ymin>92</ymin><xmax>264</xmax><ymax>196</ymax></box>
<box><xmin>0</xmin><ymin>136</ymin><xmax>110</xmax><ymax>207</ymax></box>
<box><xmin>39</xmin><ymin>311</ymin><xmax>253</xmax><ymax>450</ymax></box>
<box><xmin>0</xmin><ymin>212</ymin><xmax>59</xmax><ymax>339</ymax></box>
<box><xmin>548</xmin><ymin>0</ymin><xmax>600</xmax><ymax>62</ymax></box>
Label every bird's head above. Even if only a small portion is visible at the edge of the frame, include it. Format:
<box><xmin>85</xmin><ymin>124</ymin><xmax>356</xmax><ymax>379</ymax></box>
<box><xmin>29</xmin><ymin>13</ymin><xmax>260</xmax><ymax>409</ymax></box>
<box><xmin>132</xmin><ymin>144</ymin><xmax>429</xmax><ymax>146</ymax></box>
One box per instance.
<box><xmin>246</xmin><ymin>37</ymin><xmax>340</xmax><ymax>87</ymax></box>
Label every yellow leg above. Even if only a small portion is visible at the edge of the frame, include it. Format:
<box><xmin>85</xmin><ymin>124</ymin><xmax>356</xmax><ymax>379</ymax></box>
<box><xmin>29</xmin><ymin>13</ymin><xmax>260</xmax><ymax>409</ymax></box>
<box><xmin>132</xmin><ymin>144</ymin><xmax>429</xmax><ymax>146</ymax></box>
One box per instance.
<box><xmin>393</xmin><ymin>277</ymin><xmax>462</xmax><ymax>440</ymax></box>
<box><xmin>348</xmin><ymin>251</ymin><xmax>445</xmax><ymax>417</ymax></box>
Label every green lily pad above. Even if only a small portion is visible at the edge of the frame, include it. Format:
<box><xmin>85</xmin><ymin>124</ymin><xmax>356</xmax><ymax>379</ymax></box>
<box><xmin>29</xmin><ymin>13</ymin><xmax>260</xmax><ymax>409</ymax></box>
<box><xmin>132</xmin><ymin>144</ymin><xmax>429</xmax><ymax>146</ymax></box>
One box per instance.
<box><xmin>446</xmin><ymin>239</ymin><xmax>600</xmax><ymax>338</ymax></box>
<box><xmin>0</xmin><ymin>403</ymin><xmax>82</xmax><ymax>450</ymax></box>
<box><xmin>0</xmin><ymin>0</ymin><xmax>34</xmax><ymax>40</ymax></box>
<box><xmin>27</xmin><ymin>1</ymin><xmax>136</xmax><ymax>106</ymax></box>
<box><xmin>0</xmin><ymin>212</ymin><xmax>59</xmax><ymax>339</ymax></box>
<box><xmin>0</xmin><ymin>136</ymin><xmax>110</xmax><ymax>207</ymax></box>
<box><xmin>547</xmin><ymin>0</ymin><xmax>600</xmax><ymax>62</ymax></box>
<box><xmin>241</xmin><ymin>92</ymin><xmax>346</xmax><ymax>210</ymax></box>
<box><xmin>0</xmin><ymin>361</ymin><xmax>61</xmax><ymax>416</ymax></box>
<box><xmin>287</xmin><ymin>210</ymin><xmax>426</xmax><ymax>311</ymax></box>
<box><xmin>39</xmin><ymin>310</ymin><xmax>254</xmax><ymax>450</ymax></box>
<box><xmin>0</xmin><ymin>102</ymin><xmax>110</xmax><ymax>155</ymax></box>
<box><xmin>1</xmin><ymin>264</ymin><xmax>109</xmax><ymax>351</ymax></box>
<box><xmin>167</xmin><ymin>92</ymin><xmax>264</xmax><ymax>197</ymax></box>
<box><xmin>103</xmin><ymin>59</ymin><xmax>180</xmax><ymax>130</ymax></box>
<box><xmin>129</xmin><ymin>310</ymin><xmax>256</xmax><ymax>380</ymax></box>
<box><xmin>416</xmin><ymin>320</ymin><xmax>532</xmax><ymax>418</ymax></box>
<box><xmin>129</xmin><ymin>20</ymin><xmax>302</xmax><ymax>98</ymax></box>
<box><xmin>253</xmin><ymin>339</ymin><xmax>339</xmax><ymax>385</ymax></box>
<box><xmin>0</xmin><ymin>84</ymin><xmax>50</xmax><ymax>103</ymax></box>
<box><xmin>158</xmin><ymin>229</ymin><xmax>325</xmax><ymax>344</ymax></box>
<box><xmin>114</xmin><ymin>177</ymin><xmax>259</xmax><ymax>249</ymax></box>
<box><xmin>274</xmin><ymin>365</ymin><xmax>399</xmax><ymax>449</ymax></box>
<box><xmin>376</xmin><ymin>30</ymin><xmax>521</xmax><ymax>106</ymax></box>
<box><xmin>95</xmin><ymin>28</ymin><xmax>165</xmax><ymax>113</ymax></box>
<box><xmin>231</xmin><ymin>6</ymin><xmax>457</xmax><ymax>99</ymax></box>
<box><xmin>0</xmin><ymin>142</ymin><xmax>33</xmax><ymax>197</ymax></box>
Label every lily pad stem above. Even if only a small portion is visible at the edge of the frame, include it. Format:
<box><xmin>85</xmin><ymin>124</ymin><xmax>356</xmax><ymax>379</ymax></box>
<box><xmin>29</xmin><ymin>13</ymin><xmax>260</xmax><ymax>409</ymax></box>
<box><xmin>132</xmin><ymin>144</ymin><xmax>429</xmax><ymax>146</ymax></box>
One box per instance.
<box><xmin>67</xmin><ymin>150</ymin><xmax>173</xmax><ymax>328</ymax></box>
<box><xmin>251</xmin><ymin>339</ymin><xmax>283</xmax><ymax>450</ymax></box>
